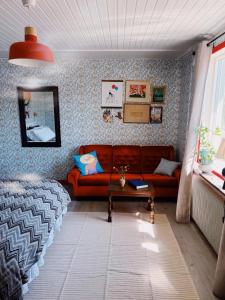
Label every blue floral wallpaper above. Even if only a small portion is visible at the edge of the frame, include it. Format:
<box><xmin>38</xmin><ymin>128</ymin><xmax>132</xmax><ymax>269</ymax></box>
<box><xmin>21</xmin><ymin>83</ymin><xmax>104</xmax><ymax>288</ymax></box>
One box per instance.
<box><xmin>0</xmin><ymin>56</ymin><xmax>192</xmax><ymax>179</ymax></box>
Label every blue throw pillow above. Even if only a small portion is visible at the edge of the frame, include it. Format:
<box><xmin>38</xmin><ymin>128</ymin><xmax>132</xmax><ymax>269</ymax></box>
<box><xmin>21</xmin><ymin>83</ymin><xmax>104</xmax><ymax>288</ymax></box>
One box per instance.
<box><xmin>73</xmin><ymin>151</ymin><xmax>104</xmax><ymax>176</ymax></box>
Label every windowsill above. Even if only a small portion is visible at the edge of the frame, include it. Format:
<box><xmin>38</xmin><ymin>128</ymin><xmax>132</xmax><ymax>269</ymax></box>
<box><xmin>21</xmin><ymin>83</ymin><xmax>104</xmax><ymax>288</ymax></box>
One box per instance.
<box><xmin>211</xmin><ymin>158</ymin><xmax>225</xmax><ymax>174</ymax></box>
<box><xmin>198</xmin><ymin>172</ymin><xmax>225</xmax><ymax>199</ymax></box>
<box><xmin>193</xmin><ymin>160</ymin><xmax>225</xmax><ymax>198</ymax></box>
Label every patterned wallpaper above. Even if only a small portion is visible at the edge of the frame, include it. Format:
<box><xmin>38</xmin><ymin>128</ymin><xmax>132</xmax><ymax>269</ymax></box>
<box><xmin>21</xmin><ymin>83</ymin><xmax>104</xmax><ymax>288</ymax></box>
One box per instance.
<box><xmin>0</xmin><ymin>56</ymin><xmax>192</xmax><ymax>179</ymax></box>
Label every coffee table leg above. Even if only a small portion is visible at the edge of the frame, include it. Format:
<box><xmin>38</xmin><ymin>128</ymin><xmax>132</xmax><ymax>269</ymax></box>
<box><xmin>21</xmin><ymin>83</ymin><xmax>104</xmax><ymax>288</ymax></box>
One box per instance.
<box><xmin>147</xmin><ymin>197</ymin><xmax>151</xmax><ymax>211</ymax></box>
<box><xmin>149</xmin><ymin>196</ymin><xmax>155</xmax><ymax>224</ymax></box>
<box><xmin>108</xmin><ymin>195</ymin><xmax>112</xmax><ymax>222</ymax></box>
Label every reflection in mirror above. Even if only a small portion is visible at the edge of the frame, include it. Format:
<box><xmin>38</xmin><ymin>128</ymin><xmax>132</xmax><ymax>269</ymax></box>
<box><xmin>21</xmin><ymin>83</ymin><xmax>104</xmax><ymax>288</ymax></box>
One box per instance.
<box><xmin>18</xmin><ymin>86</ymin><xmax>61</xmax><ymax>147</ymax></box>
<box><xmin>24</xmin><ymin>91</ymin><xmax>56</xmax><ymax>142</ymax></box>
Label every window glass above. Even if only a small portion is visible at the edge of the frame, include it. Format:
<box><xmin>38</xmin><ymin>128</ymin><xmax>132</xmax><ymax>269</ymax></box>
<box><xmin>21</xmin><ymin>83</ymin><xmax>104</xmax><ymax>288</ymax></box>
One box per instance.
<box><xmin>201</xmin><ymin>48</ymin><xmax>225</xmax><ymax>173</ymax></box>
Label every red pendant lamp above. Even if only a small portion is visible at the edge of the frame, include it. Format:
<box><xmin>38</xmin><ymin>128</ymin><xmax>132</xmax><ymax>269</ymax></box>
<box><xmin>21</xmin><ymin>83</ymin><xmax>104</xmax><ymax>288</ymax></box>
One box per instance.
<box><xmin>9</xmin><ymin>26</ymin><xmax>54</xmax><ymax>67</ymax></box>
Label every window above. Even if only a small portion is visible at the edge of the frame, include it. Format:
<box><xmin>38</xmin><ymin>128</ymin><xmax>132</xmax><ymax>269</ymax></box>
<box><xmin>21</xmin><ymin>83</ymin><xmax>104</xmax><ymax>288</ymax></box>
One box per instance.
<box><xmin>202</xmin><ymin>48</ymin><xmax>225</xmax><ymax>134</ymax></box>
<box><xmin>211</xmin><ymin>57</ymin><xmax>225</xmax><ymax>132</ymax></box>
<box><xmin>201</xmin><ymin>46</ymin><xmax>225</xmax><ymax>172</ymax></box>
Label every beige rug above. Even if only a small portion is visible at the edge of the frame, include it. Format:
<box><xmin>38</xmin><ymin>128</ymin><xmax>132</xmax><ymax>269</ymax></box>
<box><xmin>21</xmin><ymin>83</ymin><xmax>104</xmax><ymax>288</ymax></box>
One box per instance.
<box><xmin>24</xmin><ymin>212</ymin><xmax>199</xmax><ymax>300</ymax></box>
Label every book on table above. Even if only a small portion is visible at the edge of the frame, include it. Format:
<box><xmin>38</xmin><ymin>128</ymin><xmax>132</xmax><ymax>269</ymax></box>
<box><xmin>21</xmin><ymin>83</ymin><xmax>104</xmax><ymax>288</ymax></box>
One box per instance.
<box><xmin>128</xmin><ymin>179</ymin><xmax>149</xmax><ymax>189</ymax></box>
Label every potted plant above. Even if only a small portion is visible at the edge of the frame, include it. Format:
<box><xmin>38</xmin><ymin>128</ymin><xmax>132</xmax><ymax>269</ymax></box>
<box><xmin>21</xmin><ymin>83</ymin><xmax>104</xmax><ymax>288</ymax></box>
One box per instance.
<box><xmin>196</xmin><ymin>126</ymin><xmax>217</xmax><ymax>173</ymax></box>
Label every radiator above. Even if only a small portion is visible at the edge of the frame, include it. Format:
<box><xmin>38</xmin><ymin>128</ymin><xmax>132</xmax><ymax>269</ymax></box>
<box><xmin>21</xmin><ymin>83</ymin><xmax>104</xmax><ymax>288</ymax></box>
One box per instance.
<box><xmin>192</xmin><ymin>174</ymin><xmax>224</xmax><ymax>254</ymax></box>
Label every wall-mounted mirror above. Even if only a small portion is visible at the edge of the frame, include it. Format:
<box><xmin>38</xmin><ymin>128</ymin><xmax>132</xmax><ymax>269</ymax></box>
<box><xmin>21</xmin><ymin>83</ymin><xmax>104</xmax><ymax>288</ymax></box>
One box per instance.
<box><xmin>17</xmin><ymin>86</ymin><xmax>61</xmax><ymax>147</ymax></box>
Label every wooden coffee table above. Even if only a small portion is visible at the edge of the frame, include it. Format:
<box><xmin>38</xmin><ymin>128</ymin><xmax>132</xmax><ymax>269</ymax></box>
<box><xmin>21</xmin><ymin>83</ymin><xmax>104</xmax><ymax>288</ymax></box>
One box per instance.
<box><xmin>107</xmin><ymin>182</ymin><xmax>155</xmax><ymax>223</ymax></box>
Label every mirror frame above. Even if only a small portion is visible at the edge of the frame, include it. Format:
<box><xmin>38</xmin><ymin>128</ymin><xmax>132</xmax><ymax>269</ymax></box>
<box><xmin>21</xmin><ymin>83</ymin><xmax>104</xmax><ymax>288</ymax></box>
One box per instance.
<box><xmin>17</xmin><ymin>86</ymin><xmax>61</xmax><ymax>147</ymax></box>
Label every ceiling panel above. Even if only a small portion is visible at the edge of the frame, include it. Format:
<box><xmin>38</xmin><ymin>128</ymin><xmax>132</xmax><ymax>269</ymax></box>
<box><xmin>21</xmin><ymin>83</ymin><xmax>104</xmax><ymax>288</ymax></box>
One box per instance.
<box><xmin>0</xmin><ymin>0</ymin><xmax>225</xmax><ymax>56</ymax></box>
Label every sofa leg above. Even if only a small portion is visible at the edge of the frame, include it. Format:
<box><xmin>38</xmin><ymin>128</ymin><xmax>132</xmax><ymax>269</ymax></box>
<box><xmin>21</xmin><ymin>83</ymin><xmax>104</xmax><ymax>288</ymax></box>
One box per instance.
<box><xmin>108</xmin><ymin>195</ymin><xmax>112</xmax><ymax>222</ymax></box>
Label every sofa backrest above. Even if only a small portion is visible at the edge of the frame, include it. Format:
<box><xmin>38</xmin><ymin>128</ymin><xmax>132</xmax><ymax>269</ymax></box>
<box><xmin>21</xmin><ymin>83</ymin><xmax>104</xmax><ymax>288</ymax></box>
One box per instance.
<box><xmin>79</xmin><ymin>145</ymin><xmax>113</xmax><ymax>172</ymax></box>
<box><xmin>78</xmin><ymin>144</ymin><xmax>175</xmax><ymax>174</ymax></box>
<box><xmin>112</xmin><ymin>145</ymin><xmax>141</xmax><ymax>173</ymax></box>
<box><xmin>141</xmin><ymin>146</ymin><xmax>175</xmax><ymax>173</ymax></box>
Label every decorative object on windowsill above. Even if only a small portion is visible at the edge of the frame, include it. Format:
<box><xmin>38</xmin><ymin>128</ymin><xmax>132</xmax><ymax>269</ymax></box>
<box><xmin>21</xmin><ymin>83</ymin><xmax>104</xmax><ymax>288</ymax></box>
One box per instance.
<box><xmin>103</xmin><ymin>109</ymin><xmax>112</xmax><ymax>123</ymax></box>
<box><xmin>113</xmin><ymin>165</ymin><xmax>129</xmax><ymax>188</ymax></box>
<box><xmin>152</xmin><ymin>86</ymin><xmax>166</xmax><ymax>103</ymax></box>
<box><xmin>196</xmin><ymin>126</ymin><xmax>217</xmax><ymax>173</ymax></box>
<box><xmin>216</xmin><ymin>138</ymin><xmax>225</xmax><ymax>189</ymax></box>
<box><xmin>125</xmin><ymin>80</ymin><xmax>151</xmax><ymax>103</ymax></box>
<box><xmin>101</xmin><ymin>80</ymin><xmax>123</xmax><ymax>108</ymax></box>
<box><xmin>8</xmin><ymin>0</ymin><xmax>54</xmax><ymax>67</ymax></box>
<box><xmin>212</xmin><ymin>170</ymin><xmax>225</xmax><ymax>181</ymax></box>
<box><xmin>222</xmin><ymin>168</ymin><xmax>225</xmax><ymax>190</ymax></box>
<box><xmin>150</xmin><ymin>106</ymin><xmax>163</xmax><ymax>124</ymax></box>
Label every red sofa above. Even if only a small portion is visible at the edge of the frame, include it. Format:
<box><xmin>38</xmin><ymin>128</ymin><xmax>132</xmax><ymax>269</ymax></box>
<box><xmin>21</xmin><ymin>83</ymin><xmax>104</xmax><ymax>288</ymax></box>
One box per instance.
<box><xmin>67</xmin><ymin>145</ymin><xmax>181</xmax><ymax>198</ymax></box>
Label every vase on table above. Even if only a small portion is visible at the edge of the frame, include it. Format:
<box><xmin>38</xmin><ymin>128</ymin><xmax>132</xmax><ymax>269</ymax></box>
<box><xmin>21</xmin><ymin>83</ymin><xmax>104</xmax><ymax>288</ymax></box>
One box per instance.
<box><xmin>120</xmin><ymin>176</ymin><xmax>126</xmax><ymax>188</ymax></box>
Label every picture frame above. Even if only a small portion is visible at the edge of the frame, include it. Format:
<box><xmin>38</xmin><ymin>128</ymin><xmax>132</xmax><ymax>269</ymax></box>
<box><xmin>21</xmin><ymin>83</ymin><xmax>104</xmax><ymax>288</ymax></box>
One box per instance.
<box><xmin>101</xmin><ymin>80</ymin><xmax>123</xmax><ymax>108</ymax></box>
<box><xmin>125</xmin><ymin>80</ymin><xmax>151</xmax><ymax>103</ymax></box>
<box><xmin>150</xmin><ymin>106</ymin><xmax>163</xmax><ymax>124</ymax></box>
<box><xmin>152</xmin><ymin>86</ymin><xmax>166</xmax><ymax>103</ymax></box>
<box><xmin>123</xmin><ymin>103</ymin><xmax>150</xmax><ymax>124</ymax></box>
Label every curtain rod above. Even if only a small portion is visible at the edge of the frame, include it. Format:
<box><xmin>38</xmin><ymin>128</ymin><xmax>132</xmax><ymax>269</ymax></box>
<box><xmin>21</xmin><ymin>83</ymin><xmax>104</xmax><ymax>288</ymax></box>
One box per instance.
<box><xmin>207</xmin><ymin>31</ymin><xmax>225</xmax><ymax>47</ymax></box>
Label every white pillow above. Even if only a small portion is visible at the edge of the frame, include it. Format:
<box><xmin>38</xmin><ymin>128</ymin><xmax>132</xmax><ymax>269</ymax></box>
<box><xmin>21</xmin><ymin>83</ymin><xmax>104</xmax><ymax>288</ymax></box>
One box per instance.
<box><xmin>154</xmin><ymin>158</ymin><xmax>180</xmax><ymax>176</ymax></box>
<box><xmin>31</xmin><ymin>126</ymin><xmax>55</xmax><ymax>142</ymax></box>
<box><xmin>27</xmin><ymin>129</ymin><xmax>40</xmax><ymax>141</ymax></box>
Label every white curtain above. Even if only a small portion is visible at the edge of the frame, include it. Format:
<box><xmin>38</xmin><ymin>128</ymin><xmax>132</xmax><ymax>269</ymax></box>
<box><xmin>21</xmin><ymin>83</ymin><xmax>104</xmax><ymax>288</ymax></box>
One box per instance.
<box><xmin>176</xmin><ymin>41</ymin><xmax>212</xmax><ymax>223</ymax></box>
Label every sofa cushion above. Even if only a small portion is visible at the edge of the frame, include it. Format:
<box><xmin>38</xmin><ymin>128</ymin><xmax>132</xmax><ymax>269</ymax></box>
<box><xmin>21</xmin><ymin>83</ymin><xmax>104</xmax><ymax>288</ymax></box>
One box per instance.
<box><xmin>142</xmin><ymin>174</ymin><xmax>178</xmax><ymax>187</ymax></box>
<box><xmin>73</xmin><ymin>151</ymin><xmax>104</xmax><ymax>176</ymax></box>
<box><xmin>113</xmin><ymin>145</ymin><xmax>141</xmax><ymax>173</ymax></box>
<box><xmin>141</xmin><ymin>146</ymin><xmax>175</xmax><ymax>173</ymax></box>
<box><xmin>111</xmin><ymin>173</ymin><xmax>143</xmax><ymax>182</ymax></box>
<box><xmin>154</xmin><ymin>158</ymin><xmax>180</xmax><ymax>176</ymax></box>
<box><xmin>78</xmin><ymin>173</ymin><xmax>111</xmax><ymax>186</ymax></box>
<box><xmin>79</xmin><ymin>145</ymin><xmax>113</xmax><ymax>172</ymax></box>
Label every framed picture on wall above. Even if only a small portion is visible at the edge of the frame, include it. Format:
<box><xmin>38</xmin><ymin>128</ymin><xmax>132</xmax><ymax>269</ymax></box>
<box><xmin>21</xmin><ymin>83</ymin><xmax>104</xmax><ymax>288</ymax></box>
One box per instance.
<box><xmin>152</xmin><ymin>86</ymin><xmax>166</xmax><ymax>103</ymax></box>
<box><xmin>101</xmin><ymin>80</ymin><xmax>123</xmax><ymax>108</ymax></box>
<box><xmin>150</xmin><ymin>106</ymin><xmax>163</xmax><ymax>124</ymax></box>
<box><xmin>125</xmin><ymin>80</ymin><xmax>151</xmax><ymax>103</ymax></box>
<box><xmin>123</xmin><ymin>103</ymin><xmax>150</xmax><ymax>123</ymax></box>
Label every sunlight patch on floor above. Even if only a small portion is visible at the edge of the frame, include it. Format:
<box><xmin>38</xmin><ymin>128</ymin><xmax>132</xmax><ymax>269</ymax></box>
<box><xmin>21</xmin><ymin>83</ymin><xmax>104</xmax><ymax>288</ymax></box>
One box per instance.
<box><xmin>142</xmin><ymin>242</ymin><xmax>159</xmax><ymax>253</ymax></box>
<box><xmin>137</xmin><ymin>219</ymin><xmax>155</xmax><ymax>238</ymax></box>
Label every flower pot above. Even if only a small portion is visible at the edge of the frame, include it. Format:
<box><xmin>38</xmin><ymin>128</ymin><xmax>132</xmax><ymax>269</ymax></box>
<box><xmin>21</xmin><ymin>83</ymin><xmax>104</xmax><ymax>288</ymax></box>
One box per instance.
<box><xmin>120</xmin><ymin>176</ymin><xmax>126</xmax><ymax>188</ymax></box>
<box><xmin>199</xmin><ymin>162</ymin><xmax>213</xmax><ymax>173</ymax></box>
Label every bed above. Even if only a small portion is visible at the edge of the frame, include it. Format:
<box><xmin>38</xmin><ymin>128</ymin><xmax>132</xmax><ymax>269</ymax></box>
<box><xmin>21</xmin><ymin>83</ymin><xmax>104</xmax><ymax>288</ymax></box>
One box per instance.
<box><xmin>0</xmin><ymin>179</ymin><xmax>71</xmax><ymax>300</ymax></box>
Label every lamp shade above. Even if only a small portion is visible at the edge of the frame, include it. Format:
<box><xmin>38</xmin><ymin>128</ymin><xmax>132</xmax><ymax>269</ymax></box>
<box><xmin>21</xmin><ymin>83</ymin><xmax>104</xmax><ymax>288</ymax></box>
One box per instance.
<box><xmin>216</xmin><ymin>138</ymin><xmax>225</xmax><ymax>159</ymax></box>
<box><xmin>8</xmin><ymin>27</ymin><xmax>54</xmax><ymax>67</ymax></box>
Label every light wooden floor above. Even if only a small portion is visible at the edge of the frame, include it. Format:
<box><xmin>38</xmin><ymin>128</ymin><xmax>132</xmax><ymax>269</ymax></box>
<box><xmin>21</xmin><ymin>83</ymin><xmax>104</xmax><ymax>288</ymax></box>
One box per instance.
<box><xmin>65</xmin><ymin>186</ymin><xmax>218</xmax><ymax>300</ymax></box>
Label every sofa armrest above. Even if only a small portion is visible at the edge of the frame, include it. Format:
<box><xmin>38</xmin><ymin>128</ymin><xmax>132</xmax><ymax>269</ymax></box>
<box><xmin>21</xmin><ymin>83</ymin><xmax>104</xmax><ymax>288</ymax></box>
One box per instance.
<box><xmin>173</xmin><ymin>167</ymin><xmax>181</xmax><ymax>183</ymax></box>
<box><xmin>67</xmin><ymin>167</ymin><xmax>80</xmax><ymax>190</ymax></box>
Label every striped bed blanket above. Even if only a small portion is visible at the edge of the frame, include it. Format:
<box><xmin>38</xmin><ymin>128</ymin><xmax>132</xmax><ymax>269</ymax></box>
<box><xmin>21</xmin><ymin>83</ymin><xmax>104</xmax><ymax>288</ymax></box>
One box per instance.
<box><xmin>0</xmin><ymin>179</ymin><xmax>71</xmax><ymax>300</ymax></box>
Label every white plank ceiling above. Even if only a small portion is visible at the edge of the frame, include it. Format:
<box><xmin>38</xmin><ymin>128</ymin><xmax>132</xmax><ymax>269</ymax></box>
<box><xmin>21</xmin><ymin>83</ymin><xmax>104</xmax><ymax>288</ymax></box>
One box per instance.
<box><xmin>0</xmin><ymin>0</ymin><xmax>225</xmax><ymax>57</ymax></box>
